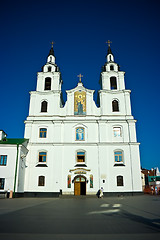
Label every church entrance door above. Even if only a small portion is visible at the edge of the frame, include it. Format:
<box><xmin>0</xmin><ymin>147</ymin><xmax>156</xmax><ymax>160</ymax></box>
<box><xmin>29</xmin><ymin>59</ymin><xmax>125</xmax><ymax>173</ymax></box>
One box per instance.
<box><xmin>74</xmin><ymin>176</ymin><xmax>86</xmax><ymax>196</ymax></box>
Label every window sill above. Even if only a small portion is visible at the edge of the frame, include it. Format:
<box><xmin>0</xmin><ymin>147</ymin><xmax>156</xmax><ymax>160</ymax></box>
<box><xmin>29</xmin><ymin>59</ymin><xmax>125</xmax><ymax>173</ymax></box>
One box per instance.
<box><xmin>36</xmin><ymin>164</ymin><xmax>48</xmax><ymax>167</ymax></box>
<box><xmin>114</xmin><ymin>163</ymin><xmax>125</xmax><ymax>167</ymax></box>
<box><xmin>75</xmin><ymin>164</ymin><xmax>87</xmax><ymax>167</ymax></box>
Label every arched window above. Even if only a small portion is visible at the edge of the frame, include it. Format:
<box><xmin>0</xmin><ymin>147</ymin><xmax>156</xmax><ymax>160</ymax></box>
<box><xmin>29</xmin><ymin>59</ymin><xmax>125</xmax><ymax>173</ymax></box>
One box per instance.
<box><xmin>110</xmin><ymin>77</ymin><xmax>117</xmax><ymax>90</ymax></box>
<box><xmin>44</xmin><ymin>77</ymin><xmax>51</xmax><ymax>90</ymax></box>
<box><xmin>76</xmin><ymin>127</ymin><xmax>85</xmax><ymax>141</ymax></box>
<box><xmin>48</xmin><ymin>67</ymin><xmax>51</xmax><ymax>72</ymax></box>
<box><xmin>39</xmin><ymin>152</ymin><xmax>47</xmax><ymax>162</ymax></box>
<box><xmin>39</xmin><ymin>128</ymin><xmax>47</xmax><ymax>138</ymax></box>
<box><xmin>112</xmin><ymin>100</ymin><xmax>119</xmax><ymax>112</ymax></box>
<box><xmin>77</xmin><ymin>151</ymin><xmax>85</xmax><ymax>162</ymax></box>
<box><xmin>41</xmin><ymin>101</ymin><xmax>48</xmax><ymax>112</ymax></box>
<box><xmin>110</xmin><ymin>65</ymin><xmax>114</xmax><ymax>70</ymax></box>
<box><xmin>114</xmin><ymin>151</ymin><xmax>123</xmax><ymax>163</ymax></box>
<box><xmin>117</xmin><ymin>176</ymin><xmax>124</xmax><ymax>186</ymax></box>
<box><xmin>38</xmin><ymin>176</ymin><xmax>45</xmax><ymax>186</ymax></box>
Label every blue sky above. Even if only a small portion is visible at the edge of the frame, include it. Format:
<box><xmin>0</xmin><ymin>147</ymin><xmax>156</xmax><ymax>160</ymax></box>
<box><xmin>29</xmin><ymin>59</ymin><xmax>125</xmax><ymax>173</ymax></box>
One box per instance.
<box><xmin>0</xmin><ymin>0</ymin><xmax>160</xmax><ymax>170</ymax></box>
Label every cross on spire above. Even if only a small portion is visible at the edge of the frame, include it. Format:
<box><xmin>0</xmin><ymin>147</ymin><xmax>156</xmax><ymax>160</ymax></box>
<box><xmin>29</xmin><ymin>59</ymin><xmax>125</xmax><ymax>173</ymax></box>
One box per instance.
<box><xmin>51</xmin><ymin>41</ymin><xmax>55</xmax><ymax>48</ymax></box>
<box><xmin>106</xmin><ymin>40</ymin><xmax>112</xmax><ymax>47</ymax></box>
<box><xmin>77</xmin><ymin>73</ymin><xmax>83</xmax><ymax>82</ymax></box>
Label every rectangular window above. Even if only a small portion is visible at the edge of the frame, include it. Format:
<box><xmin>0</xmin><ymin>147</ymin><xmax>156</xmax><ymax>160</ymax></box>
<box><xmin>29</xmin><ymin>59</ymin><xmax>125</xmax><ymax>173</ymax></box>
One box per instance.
<box><xmin>0</xmin><ymin>178</ymin><xmax>5</xmax><ymax>189</ymax></box>
<box><xmin>39</xmin><ymin>152</ymin><xmax>47</xmax><ymax>162</ymax></box>
<box><xmin>114</xmin><ymin>151</ymin><xmax>123</xmax><ymax>162</ymax></box>
<box><xmin>39</xmin><ymin>128</ymin><xmax>47</xmax><ymax>138</ymax></box>
<box><xmin>38</xmin><ymin>176</ymin><xmax>45</xmax><ymax>186</ymax></box>
<box><xmin>77</xmin><ymin>152</ymin><xmax>85</xmax><ymax>162</ymax></box>
<box><xmin>0</xmin><ymin>155</ymin><xmax>7</xmax><ymax>166</ymax></box>
<box><xmin>117</xmin><ymin>176</ymin><xmax>124</xmax><ymax>186</ymax></box>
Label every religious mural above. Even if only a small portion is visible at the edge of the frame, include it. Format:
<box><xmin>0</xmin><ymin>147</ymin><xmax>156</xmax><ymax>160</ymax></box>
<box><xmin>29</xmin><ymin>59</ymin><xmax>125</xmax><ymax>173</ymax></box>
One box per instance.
<box><xmin>74</xmin><ymin>91</ymin><xmax>86</xmax><ymax>115</ymax></box>
<box><xmin>67</xmin><ymin>175</ymin><xmax>71</xmax><ymax>188</ymax></box>
<box><xmin>76</xmin><ymin>128</ymin><xmax>85</xmax><ymax>141</ymax></box>
<box><xmin>90</xmin><ymin>174</ymin><xmax>93</xmax><ymax>188</ymax></box>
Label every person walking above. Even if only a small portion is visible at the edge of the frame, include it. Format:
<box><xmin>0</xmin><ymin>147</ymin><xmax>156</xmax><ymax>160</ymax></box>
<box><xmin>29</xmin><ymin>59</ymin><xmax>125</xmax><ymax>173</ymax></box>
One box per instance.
<box><xmin>151</xmin><ymin>186</ymin><xmax>154</xmax><ymax>195</ymax></box>
<box><xmin>99</xmin><ymin>187</ymin><xmax>104</xmax><ymax>198</ymax></box>
<box><xmin>155</xmin><ymin>186</ymin><xmax>158</xmax><ymax>195</ymax></box>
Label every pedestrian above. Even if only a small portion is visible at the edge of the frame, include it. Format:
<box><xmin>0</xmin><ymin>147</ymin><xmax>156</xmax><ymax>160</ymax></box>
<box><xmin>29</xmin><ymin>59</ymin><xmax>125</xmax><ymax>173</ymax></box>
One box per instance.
<box><xmin>99</xmin><ymin>187</ymin><xmax>104</xmax><ymax>198</ymax></box>
<box><xmin>151</xmin><ymin>186</ymin><xmax>154</xmax><ymax>195</ymax></box>
<box><xmin>7</xmin><ymin>189</ymin><xmax>10</xmax><ymax>198</ymax></box>
<box><xmin>96</xmin><ymin>189</ymin><xmax>100</xmax><ymax>198</ymax></box>
<box><xmin>155</xmin><ymin>186</ymin><xmax>158</xmax><ymax>195</ymax></box>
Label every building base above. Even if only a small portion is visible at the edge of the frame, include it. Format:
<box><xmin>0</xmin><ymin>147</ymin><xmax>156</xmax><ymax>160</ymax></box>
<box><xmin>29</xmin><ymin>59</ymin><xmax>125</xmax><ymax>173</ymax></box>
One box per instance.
<box><xmin>24</xmin><ymin>192</ymin><xmax>60</xmax><ymax>198</ymax></box>
<box><xmin>103</xmin><ymin>191</ymin><xmax>143</xmax><ymax>197</ymax></box>
<box><xmin>1</xmin><ymin>191</ymin><xmax>143</xmax><ymax>198</ymax></box>
<box><xmin>0</xmin><ymin>191</ymin><xmax>8</xmax><ymax>199</ymax></box>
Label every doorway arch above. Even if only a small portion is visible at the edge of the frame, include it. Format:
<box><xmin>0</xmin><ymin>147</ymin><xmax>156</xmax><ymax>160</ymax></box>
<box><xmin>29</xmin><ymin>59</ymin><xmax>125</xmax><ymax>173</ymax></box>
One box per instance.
<box><xmin>74</xmin><ymin>175</ymin><xmax>86</xmax><ymax>196</ymax></box>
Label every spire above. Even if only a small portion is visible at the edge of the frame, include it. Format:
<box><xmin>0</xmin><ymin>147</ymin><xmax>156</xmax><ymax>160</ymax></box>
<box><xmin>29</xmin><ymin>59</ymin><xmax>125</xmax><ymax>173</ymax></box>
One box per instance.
<box><xmin>106</xmin><ymin>40</ymin><xmax>114</xmax><ymax>62</ymax></box>
<box><xmin>48</xmin><ymin>41</ymin><xmax>55</xmax><ymax>57</ymax></box>
<box><xmin>107</xmin><ymin>45</ymin><xmax>113</xmax><ymax>55</ymax></box>
<box><xmin>47</xmin><ymin>41</ymin><xmax>55</xmax><ymax>64</ymax></box>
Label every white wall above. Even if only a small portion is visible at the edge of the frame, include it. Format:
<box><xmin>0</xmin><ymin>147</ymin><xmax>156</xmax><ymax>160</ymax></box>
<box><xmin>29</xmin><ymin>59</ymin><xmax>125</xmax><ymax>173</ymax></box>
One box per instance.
<box><xmin>0</xmin><ymin>143</ymin><xmax>28</xmax><ymax>194</ymax></box>
<box><xmin>0</xmin><ymin>146</ymin><xmax>17</xmax><ymax>192</ymax></box>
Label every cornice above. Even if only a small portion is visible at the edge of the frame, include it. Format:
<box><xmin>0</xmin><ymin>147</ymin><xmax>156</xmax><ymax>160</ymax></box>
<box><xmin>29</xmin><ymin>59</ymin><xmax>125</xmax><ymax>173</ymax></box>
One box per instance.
<box><xmin>27</xmin><ymin>142</ymin><xmax>140</xmax><ymax>146</ymax></box>
<box><xmin>98</xmin><ymin>89</ymin><xmax>131</xmax><ymax>94</ymax></box>
<box><xmin>29</xmin><ymin>90</ymin><xmax>61</xmax><ymax>95</ymax></box>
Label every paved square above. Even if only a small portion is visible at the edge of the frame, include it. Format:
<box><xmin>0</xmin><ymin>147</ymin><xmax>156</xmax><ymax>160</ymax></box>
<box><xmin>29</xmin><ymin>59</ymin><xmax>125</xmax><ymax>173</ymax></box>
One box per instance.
<box><xmin>0</xmin><ymin>195</ymin><xmax>160</xmax><ymax>240</ymax></box>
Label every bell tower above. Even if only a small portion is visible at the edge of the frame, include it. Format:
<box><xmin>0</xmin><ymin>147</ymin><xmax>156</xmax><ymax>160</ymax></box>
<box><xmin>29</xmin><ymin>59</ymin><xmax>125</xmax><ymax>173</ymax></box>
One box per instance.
<box><xmin>98</xmin><ymin>41</ymin><xmax>131</xmax><ymax>116</ymax></box>
<box><xmin>99</xmin><ymin>41</ymin><xmax>125</xmax><ymax>91</ymax></box>
<box><xmin>36</xmin><ymin>42</ymin><xmax>62</xmax><ymax>92</ymax></box>
<box><xmin>25</xmin><ymin>43</ymin><xmax>63</xmax><ymax>122</ymax></box>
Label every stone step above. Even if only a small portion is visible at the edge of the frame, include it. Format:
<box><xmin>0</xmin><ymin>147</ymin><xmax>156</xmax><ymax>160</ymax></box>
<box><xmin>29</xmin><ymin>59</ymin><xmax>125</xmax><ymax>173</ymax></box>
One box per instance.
<box><xmin>59</xmin><ymin>194</ymin><xmax>97</xmax><ymax>199</ymax></box>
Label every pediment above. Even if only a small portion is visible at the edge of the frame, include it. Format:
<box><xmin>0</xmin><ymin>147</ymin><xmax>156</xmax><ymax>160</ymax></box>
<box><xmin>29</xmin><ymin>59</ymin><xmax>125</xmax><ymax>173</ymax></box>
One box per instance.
<box><xmin>73</xmin><ymin>123</ymin><xmax>87</xmax><ymax>128</ymax></box>
<box><xmin>66</xmin><ymin>82</ymin><xmax>94</xmax><ymax>94</ymax></box>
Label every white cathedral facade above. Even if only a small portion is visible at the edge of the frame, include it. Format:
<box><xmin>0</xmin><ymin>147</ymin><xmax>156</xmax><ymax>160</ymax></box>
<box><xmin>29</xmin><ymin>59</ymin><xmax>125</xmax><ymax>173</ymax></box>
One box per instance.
<box><xmin>24</xmin><ymin>44</ymin><xmax>142</xmax><ymax>196</ymax></box>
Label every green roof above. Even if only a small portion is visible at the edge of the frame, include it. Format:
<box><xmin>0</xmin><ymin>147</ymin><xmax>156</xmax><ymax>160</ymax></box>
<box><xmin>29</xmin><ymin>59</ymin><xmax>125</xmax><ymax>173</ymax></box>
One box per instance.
<box><xmin>0</xmin><ymin>138</ymin><xmax>28</xmax><ymax>145</ymax></box>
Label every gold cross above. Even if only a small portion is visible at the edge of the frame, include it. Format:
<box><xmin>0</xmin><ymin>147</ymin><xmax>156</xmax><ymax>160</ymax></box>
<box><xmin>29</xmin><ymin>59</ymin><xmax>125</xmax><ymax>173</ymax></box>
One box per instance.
<box><xmin>77</xmin><ymin>73</ymin><xmax>83</xmax><ymax>82</ymax></box>
<box><xmin>106</xmin><ymin>40</ymin><xmax>112</xmax><ymax>47</ymax></box>
<box><xmin>51</xmin><ymin>41</ymin><xmax>55</xmax><ymax>48</ymax></box>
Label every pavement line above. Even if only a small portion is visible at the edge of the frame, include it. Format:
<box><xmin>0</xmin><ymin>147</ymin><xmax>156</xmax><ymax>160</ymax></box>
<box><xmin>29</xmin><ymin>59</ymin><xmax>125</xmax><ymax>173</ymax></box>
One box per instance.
<box><xmin>113</xmin><ymin>204</ymin><xmax>121</xmax><ymax>208</ymax></box>
<box><xmin>88</xmin><ymin>209</ymin><xmax>120</xmax><ymax>215</ymax></box>
<box><xmin>100</xmin><ymin>204</ymin><xmax>110</xmax><ymax>207</ymax></box>
<box><xmin>153</xmin><ymin>222</ymin><xmax>160</xmax><ymax>226</ymax></box>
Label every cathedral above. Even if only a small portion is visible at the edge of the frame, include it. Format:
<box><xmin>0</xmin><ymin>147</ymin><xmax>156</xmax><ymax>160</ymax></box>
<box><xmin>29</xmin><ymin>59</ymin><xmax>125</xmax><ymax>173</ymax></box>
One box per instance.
<box><xmin>24</xmin><ymin>43</ymin><xmax>142</xmax><ymax>196</ymax></box>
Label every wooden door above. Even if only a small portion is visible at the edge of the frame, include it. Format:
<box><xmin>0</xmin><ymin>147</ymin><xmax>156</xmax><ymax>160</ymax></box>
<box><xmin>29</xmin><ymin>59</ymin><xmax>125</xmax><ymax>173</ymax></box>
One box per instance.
<box><xmin>74</xmin><ymin>182</ymin><xmax>81</xmax><ymax>195</ymax></box>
